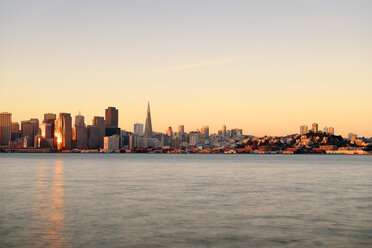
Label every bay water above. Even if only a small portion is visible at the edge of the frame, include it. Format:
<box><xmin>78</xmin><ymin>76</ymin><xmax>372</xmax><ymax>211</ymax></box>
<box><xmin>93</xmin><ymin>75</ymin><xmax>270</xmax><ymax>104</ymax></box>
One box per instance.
<box><xmin>0</xmin><ymin>154</ymin><xmax>371</xmax><ymax>247</ymax></box>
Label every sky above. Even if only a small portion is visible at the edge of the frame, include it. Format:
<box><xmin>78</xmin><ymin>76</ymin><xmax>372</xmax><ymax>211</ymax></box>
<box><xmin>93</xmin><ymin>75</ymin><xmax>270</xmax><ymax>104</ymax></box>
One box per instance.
<box><xmin>0</xmin><ymin>0</ymin><xmax>371</xmax><ymax>137</ymax></box>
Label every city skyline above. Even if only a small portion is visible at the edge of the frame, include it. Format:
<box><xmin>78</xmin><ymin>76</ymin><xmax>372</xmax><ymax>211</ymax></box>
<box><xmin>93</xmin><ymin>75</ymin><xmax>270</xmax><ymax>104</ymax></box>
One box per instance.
<box><xmin>1</xmin><ymin>103</ymin><xmax>370</xmax><ymax>138</ymax></box>
<box><xmin>0</xmin><ymin>103</ymin><xmax>369</xmax><ymax>139</ymax></box>
<box><xmin>1</xmin><ymin>0</ymin><xmax>371</xmax><ymax>137</ymax></box>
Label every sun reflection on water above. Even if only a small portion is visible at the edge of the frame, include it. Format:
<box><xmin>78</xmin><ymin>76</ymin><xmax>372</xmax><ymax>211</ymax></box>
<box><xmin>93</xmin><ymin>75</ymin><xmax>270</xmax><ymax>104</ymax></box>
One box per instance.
<box><xmin>30</xmin><ymin>159</ymin><xmax>68</xmax><ymax>248</ymax></box>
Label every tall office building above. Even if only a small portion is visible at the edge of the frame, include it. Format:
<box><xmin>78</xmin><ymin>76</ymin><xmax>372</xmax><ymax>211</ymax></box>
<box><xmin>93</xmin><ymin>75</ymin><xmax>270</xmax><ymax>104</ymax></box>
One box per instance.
<box><xmin>300</xmin><ymin>125</ymin><xmax>308</xmax><ymax>135</ymax></box>
<box><xmin>74</xmin><ymin>125</ymin><xmax>87</xmax><ymax>149</ymax></box>
<box><xmin>105</xmin><ymin>107</ymin><xmax>118</xmax><ymax>128</ymax></box>
<box><xmin>166</xmin><ymin>126</ymin><xmax>173</xmax><ymax>137</ymax></box>
<box><xmin>40</xmin><ymin>122</ymin><xmax>52</xmax><ymax>139</ymax></box>
<box><xmin>0</xmin><ymin>112</ymin><xmax>12</xmax><ymax>146</ymax></box>
<box><xmin>134</xmin><ymin>123</ymin><xmax>144</xmax><ymax>136</ymax></box>
<box><xmin>87</xmin><ymin>125</ymin><xmax>100</xmax><ymax>148</ymax></box>
<box><xmin>144</xmin><ymin>102</ymin><xmax>153</xmax><ymax>139</ymax></box>
<box><xmin>177</xmin><ymin>125</ymin><xmax>184</xmax><ymax>142</ymax></box>
<box><xmin>75</xmin><ymin>114</ymin><xmax>85</xmax><ymax>126</ymax></box>
<box><xmin>93</xmin><ymin>116</ymin><xmax>105</xmax><ymax>148</ymax></box>
<box><xmin>312</xmin><ymin>123</ymin><xmax>318</xmax><ymax>133</ymax></box>
<box><xmin>56</xmin><ymin>113</ymin><xmax>72</xmax><ymax>150</ymax></box>
<box><xmin>43</xmin><ymin>113</ymin><xmax>56</xmax><ymax>138</ymax></box>
<box><xmin>73</xmin><ymin>114</ymin><xmax>87</xmax><ymax>149</ymax></box>
<box><xmin>22</xmin><ymin>121</ymin><xmax>35</xmax><ymax>147</ymax></box>
<box><xmin>30</xmin><ymin>118</ymin><xmax>40</xmax><ymax>136</ymax></box>
<box><xmin>44</xmin><ymin>113</ymin><xmax>56</xmax><ymax>123</ymax></box>
<box><xmin>178</xmin><ymin>125</ymin><xmax>184</xmax><ymax>136</ymax></box>
<box><xmin>11</xmin><ymin>122</ymin><xmax>19</xmax><ymax>133</ymax></box>
<box><xmin>223</xmin><ymin>125</ymin><xmax>227</xmax><ymax>137</ymax></box>
<box><xmin>328</xmin><ymin>127</ymin><xmax>334</xmax><ymax>135</ymax></box>
<box><xmin>11</xmin><ymin>122</ymin><xmax>20</xmax><ymax>141</ymax></box>
<box><xmin>201</xmin><ymin>126</ymin><xmax>209</xmax><ymax>138</ymax></box>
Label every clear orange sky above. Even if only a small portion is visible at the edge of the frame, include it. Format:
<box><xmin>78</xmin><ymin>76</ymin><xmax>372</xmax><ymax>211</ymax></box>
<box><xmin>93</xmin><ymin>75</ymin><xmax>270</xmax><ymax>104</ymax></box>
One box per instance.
<box><xmin>1</xmin><ymin>0</ymin><xmax>371</xmax><ymax>137</ymax></box>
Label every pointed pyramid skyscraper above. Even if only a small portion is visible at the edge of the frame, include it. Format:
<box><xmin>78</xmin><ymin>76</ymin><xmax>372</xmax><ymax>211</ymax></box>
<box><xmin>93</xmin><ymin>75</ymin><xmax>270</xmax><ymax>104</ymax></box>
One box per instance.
<box><xmin>144</xmin><ymin>102</ymin><xmax>153</xmax><ymax>138</ymax></box>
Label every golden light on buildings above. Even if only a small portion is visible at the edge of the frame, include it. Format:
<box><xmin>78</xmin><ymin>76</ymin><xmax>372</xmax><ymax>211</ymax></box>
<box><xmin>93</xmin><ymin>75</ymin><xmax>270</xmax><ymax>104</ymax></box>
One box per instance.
<box><xmin>55</xmin><ymin>131</ymin><xmax>62</xmax><ymax>150</ymax></box>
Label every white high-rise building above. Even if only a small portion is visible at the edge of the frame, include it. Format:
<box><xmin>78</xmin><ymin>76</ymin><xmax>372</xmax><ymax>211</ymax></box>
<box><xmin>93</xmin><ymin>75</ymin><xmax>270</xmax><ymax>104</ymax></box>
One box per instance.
<box><xmin>134</xmin><ymin>123</ymin><xmax>144</xmax><ymax>136</ymax></box>
<box><xmin>104</xmin><ymin>134</ymin><xmax>120</xmax><ymax>152</ymax></box>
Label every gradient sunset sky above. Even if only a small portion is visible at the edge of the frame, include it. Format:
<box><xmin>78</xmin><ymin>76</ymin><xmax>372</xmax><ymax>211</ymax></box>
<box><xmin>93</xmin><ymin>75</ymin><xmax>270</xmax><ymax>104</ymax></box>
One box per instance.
<box><xmin>1</xmin><ymin>0</ymin><xmax>371</xmax><ymax>137</ymax></box>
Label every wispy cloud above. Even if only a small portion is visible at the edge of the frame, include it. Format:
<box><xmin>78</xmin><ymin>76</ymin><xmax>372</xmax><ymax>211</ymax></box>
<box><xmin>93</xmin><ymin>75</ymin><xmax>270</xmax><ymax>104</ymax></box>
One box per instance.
<box><xmin>140</xmin><ymin>59</ymin><xmax>232</xmax><ymax>75</ymax></box>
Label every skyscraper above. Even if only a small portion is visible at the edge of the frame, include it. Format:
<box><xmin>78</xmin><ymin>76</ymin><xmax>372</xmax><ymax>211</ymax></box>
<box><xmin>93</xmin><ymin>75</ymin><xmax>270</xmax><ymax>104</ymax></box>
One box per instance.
<box><xmin>93</xmin><ymin>116</ymin><xmax>105</xmax><ymax>148</ymax></box>
<box><xmin>44</xmin><ymin>113</ymin><xmax>56</xmax><ymax>123</ymax></box>
<box><xmin>55</xmin><ymin>113</ymin><xmax>72</xmax><ymax>150</ymax></box>
<box><xmin>166</xmin><ymin>126</ymin><xmax>173</xmax><ymax>137</ymax></box>
<box><xmin>22</xmin><ymin>121</ymin><xmax>35</xmax><ymax>147</ymax></box>
<box><xmin>178</xmin><ymin>125</ymin><xmax>184</xmax><ymax>136</ymax></box>
<box><xmin>300</xmin><ymin>125</ymin><xmax>308</xmax><ymax>135</ymax></box>
<box><xmin>43</xmin><ymin>113</ymin><xmax>56</xmax><ymax>138</ymax></box>
<box><xmin>144</xmin><ymin>102</ymin><xmax>153</xmax><ymax>139</ymax></box>
<box><xmin>312</xmin><ymin>123</ymin><xmax>318</xmax><ymax>133</ymax></box>
<box><xmin>201</xmin><ymin>126</ymin><xmax>209</xmax><ymax>138</ymax></box>
<box><xmin>11</xmin><ymin>122</ymin><xmax>20</xmax><ymax>141</ymax></box>
<box><xmin>30</xmin><ymin>118</ymin><xmax>40</xmax><ymax>136</ymax></box>
<box><xmin>87</xmin><ymin>125</ymin><xmax>100</xmax><ymax>148</ymax></box>
<box><xmin>223</xmin><ymin>125</ymin><xmax>227</xmax><ymax>137</ymax></box>
<box><xmin>0</xmin><ymin>112</ymin><xmax>12</xmax><ymax>146</ymax></box>
<box><xmin>134</xmin><ymin>123</ymin><xmax>144</xmax><ymax>136</ymax></box>
<box><xmin>105</xmin><ymin>107</ymin><xmax>118</xmax><ymax>128</ymax></box>
<box><xmin>73</xmin><ymin>114</ymin><xmax>87</xmax><ymax>149</ymax></box>
<box><xmin>75</xmin><ymin>114</ymin><xmax>85</xmax><ymax>126</ymax></box>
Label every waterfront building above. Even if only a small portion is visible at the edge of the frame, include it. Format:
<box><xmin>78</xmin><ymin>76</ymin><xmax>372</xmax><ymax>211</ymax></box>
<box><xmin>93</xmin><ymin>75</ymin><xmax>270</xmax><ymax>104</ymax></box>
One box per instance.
<box><xmin>105</xmin><ymin>127</ymin><xmax>121</xmax><ymax>136</ymax></box>
<box><xmin>300</xmin><ymin>125</ymin><xmax>308</xmax><ymax>135</ymax></box>
<box><xmin>134</xmin><ymin>123</ymin><xmax>144</xmax><ymax>136</ymax></box>
<box><xmin>0</xmin><ymin>112</ymin><xmax>12</xmax><ymax>146</ymax></box>
<box><xmin>144</xmin><ymin>102</ymin><xmax>153</xmax><ymax>139</ymax></box>
<box><xmin>312</xmin><ymin>123</ymin><xmax>318</xmax><ymax>133</ymax></box>
<box><xmin>104</xmin><ymin>134</ymin><xmax>120</xmax><ymax>152</ymax></box>
<box><xmin>105</xmin><ymin>107</ymin><xmax>118</xmax><ymax>128</ymax></box>
<box><xmin>120</xmin><ymin>130</ymin><xmax>130</xmax><ymax>148</ymax></box>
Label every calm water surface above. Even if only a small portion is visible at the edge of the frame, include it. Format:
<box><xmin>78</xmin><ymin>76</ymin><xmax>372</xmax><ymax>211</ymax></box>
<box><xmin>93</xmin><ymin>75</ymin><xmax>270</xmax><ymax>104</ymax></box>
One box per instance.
<box><xmin>0</xmin><ymin>154</ymin><xmax>372</xmax><ymax>247</ymax></box>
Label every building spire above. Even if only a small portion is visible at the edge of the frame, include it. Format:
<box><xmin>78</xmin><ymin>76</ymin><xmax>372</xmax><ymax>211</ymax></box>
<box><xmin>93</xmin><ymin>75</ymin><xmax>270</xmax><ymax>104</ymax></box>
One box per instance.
<box><xmin>144</xmin><ymin>102</ymin><xmax>153</xmax><ymax>138</ymax></box>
